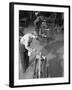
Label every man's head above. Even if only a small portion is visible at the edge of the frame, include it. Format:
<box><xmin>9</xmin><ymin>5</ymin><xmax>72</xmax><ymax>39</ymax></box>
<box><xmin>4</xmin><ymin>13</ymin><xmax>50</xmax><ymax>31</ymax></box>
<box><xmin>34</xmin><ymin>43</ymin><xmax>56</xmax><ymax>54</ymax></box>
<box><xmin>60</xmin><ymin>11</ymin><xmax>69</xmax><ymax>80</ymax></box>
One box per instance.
<box><xmin>31</xmin><ymin>31</ymin><xmax>38</xmax><ymax>39</ymax></box>
<box><xmin>35</xmin><ymin>11</ymin><xmax>40</xmax><ymax>16</ymax></box>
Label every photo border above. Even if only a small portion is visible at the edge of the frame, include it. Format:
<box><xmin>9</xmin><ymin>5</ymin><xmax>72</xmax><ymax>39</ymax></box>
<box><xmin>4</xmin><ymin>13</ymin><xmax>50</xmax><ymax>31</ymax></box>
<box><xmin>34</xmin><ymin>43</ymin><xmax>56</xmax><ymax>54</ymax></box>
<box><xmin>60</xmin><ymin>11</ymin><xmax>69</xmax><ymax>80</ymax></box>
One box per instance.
<box><xmin>9</xmin><ymin>2</ymin><xmax>70</xmax><ymax>88</ymax></box>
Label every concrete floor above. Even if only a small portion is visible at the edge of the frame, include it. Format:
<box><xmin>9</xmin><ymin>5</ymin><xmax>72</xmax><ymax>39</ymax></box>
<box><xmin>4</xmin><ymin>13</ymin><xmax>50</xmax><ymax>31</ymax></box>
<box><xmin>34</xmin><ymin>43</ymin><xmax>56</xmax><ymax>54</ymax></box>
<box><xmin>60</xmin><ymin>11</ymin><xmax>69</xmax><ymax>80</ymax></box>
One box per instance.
<box><xmin>19</xmin><ymin>25</ymin><xmax>64</xmax><ymax>79</ymax></box>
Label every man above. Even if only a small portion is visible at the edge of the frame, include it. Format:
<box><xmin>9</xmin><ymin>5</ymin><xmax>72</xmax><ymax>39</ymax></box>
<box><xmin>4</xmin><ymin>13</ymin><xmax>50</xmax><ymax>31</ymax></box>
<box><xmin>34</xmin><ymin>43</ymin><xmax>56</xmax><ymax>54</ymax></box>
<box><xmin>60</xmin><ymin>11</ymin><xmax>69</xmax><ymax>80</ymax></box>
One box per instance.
<box><xmin>19</xmin><ymin>32</ymin><xmax>37</xmax><ymax>72</ymax></box>
<box><xmin>33</xmin><ymin>52</ymin><xmax>46</xmax><ymax>78</ymax></box>
<box><xmin>34</xmin><ymin>12</ymin><xmax>45</xmax><ymax>36</ymax></box>
<box><xmin>39</xmin><ymin>20</ymin><xmax>49</xmax><ymax>38</ymax></box>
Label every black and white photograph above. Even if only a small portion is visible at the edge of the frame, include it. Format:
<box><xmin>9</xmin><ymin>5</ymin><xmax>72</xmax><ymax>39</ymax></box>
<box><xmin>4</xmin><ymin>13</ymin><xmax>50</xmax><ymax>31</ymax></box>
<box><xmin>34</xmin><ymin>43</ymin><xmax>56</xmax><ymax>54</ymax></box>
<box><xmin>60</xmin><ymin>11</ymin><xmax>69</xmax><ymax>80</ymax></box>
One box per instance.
<box><xmin>9</xmin><ymin>2</ymin><xmax>70</xmax><ymax>87</ymax></box>
<box><xmin>19</xmin><ymin>11</ymin><xmax>64</xmax><ymax>79</ymax></box>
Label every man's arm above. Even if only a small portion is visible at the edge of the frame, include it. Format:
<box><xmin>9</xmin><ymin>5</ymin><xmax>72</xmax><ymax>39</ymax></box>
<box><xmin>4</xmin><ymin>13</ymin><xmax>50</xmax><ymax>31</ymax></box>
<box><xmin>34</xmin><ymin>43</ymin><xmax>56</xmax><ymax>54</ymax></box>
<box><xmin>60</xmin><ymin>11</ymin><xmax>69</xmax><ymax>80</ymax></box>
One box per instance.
<box><xmin>24</xmin><ymin>41</ymin><xmax>33</xmax><ymax>52</ymax></box>
<box><xmin>34</xmin><ymin>17</ymin><xmax>40</xmax><ymax>26</ymax></box>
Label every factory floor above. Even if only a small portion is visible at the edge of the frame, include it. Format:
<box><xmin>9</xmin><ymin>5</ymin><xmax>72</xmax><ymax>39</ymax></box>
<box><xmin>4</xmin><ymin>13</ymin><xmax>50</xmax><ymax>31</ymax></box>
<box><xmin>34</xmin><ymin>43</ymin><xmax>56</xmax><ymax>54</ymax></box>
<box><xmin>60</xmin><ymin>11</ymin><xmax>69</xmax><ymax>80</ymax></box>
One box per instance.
<box><xmin>19</xmin><ymin>24</ymin><xmax>64</xmax><ymax>79</ymax></box>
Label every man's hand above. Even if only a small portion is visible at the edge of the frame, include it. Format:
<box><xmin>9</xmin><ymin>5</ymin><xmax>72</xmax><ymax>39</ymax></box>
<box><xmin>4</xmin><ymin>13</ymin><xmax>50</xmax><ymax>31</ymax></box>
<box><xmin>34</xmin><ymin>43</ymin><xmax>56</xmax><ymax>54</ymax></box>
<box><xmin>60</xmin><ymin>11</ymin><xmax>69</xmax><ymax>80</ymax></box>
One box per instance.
<box><xmin>28</xmin><ymin>48</ymin><xmax>37</xmax><ymax>56</ymax></box>
<box><xmin>32</xmin><ymin>49</ymin><xmax>37</xmax><ymax>52</ymax></box>
<box><xmin>28</xmin><ymin>51</ymin><xmax>32</xmax><ymax>56</ymax></box>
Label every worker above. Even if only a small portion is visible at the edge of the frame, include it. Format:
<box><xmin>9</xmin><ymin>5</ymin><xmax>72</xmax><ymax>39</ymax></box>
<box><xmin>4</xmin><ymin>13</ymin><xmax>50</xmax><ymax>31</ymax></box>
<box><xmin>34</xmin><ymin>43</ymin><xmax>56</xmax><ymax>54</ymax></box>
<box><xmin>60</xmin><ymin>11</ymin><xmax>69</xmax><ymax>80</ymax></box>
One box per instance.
<box><xmin>19</xmin><ymin>32</ymin><xmax>37</xmax><ymax>72</ymax></box>
<box><xmin>33</xmin><ymin>52</ymin><xmax>46</xmax><ymax>78</ymax></box>
<box><xmin>34</xmin><ymin>12</ymin><xmax>45</xmax><ymax>36</ymax></box>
